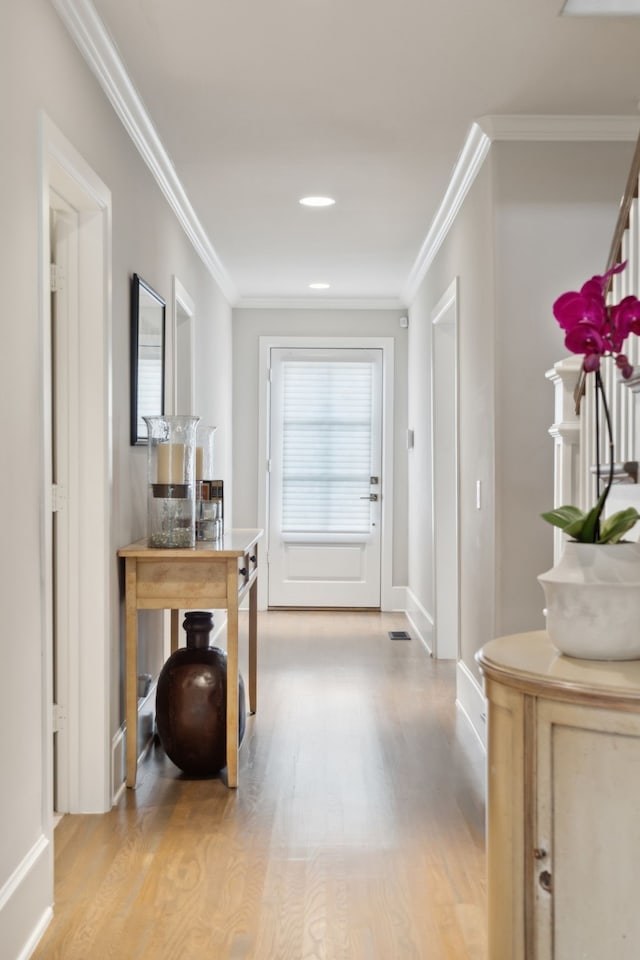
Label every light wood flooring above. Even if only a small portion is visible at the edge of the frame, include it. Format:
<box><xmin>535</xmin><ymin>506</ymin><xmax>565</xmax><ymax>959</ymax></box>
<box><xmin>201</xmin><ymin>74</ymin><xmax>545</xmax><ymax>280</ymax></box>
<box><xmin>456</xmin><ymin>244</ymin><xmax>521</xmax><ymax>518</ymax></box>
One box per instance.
<box><xmin>33</xmin><ymin>610</ymin><xmax>487</xmax><ymax>960</ymax></box>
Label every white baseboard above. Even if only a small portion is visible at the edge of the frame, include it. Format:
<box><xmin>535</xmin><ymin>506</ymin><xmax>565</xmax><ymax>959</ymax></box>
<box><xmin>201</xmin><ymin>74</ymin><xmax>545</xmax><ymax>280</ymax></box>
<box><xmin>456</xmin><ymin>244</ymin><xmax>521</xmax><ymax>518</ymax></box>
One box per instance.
<box><xmin>456</xmin><ymin>659</ymin><xmax>487</xmax><ymax>750</ymax></box>
<box><xmin>111</xmin><ymin>724</ymin><xmax>126</xmax><ymax>806</ymax></box>
<box><xmin>404</xmin><ymin>588</ymin><xmax>434</xmax><ymax>654</ymax></box>
<box><xmin>0</xmin><ymin>834</ymin><xmax>52</xmax><ymax>960</ymax></box>
<box><xmin>382</xmin><ymin>584</ymin><xmax>408</xmax><ymax>612</ymax></box>
<box><xmin>17</xmin><ymin>908</ymin><xmax>52</xmax><ymax>960</ymax></box>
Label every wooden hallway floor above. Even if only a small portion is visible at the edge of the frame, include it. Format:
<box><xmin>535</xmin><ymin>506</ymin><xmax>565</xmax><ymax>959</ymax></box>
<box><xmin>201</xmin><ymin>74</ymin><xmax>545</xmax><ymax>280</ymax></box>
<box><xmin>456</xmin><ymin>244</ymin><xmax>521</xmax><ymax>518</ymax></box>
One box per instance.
<box><xmin>33</xmin><ymin>610</ymin><xmax>487</xmax><ymax>960</ymax></box>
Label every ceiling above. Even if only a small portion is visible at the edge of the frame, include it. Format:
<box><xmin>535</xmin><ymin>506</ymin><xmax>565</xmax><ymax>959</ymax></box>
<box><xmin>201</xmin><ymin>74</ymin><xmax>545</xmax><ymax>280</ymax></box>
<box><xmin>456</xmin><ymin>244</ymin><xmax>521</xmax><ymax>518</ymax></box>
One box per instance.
<box><xmin>83</xmin><ymin>0</ymin><xmax>640</xmax><ymax>305</ymax></box>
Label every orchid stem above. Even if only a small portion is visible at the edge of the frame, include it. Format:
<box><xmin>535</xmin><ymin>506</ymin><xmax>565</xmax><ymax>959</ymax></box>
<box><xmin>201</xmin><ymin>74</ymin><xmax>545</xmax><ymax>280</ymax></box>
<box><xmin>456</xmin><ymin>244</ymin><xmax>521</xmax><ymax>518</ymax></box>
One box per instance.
<box><xmin>594</xmin><ymin>368</ymin><xmax>615</xmax><ymax>540</ymax></box>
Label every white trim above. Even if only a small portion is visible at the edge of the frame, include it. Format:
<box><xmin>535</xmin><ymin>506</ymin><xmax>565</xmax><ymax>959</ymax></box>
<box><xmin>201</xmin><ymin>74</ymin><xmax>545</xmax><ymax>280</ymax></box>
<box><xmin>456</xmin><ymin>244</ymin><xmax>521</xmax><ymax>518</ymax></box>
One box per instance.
<box><xmin>456</xmin><ymin>660</ymin><xmax>487</xmax><ymax>751</ymax></box>
<box><xmin>0</xmin><ymin>836</ymin><xmax>49</xmax><ymax>913</ymax></box>
<box><xmin>430</xmin><ymin>278</ymin><xmax>460</xmax><ymax>660</ymax></box>
<box><xmin>39</xmin><ymin>113</ymin><xmax>112</xmax><ymax>814</ymax></box>
<box><xmin>111</xmin><ymin>724</ymin><xmax>127</xmax><ymax>806</ymax></box>
<box><xmin>387</xmin><ymin>584</ymin><xmax>408</xmax><ymax>612</ymax></box>
<box><xmin>0</xmin><ymin>834</ymin><xmax>52</xmax><ymax>960</ymax></box>
<box><xmin>403</xmin><ymin>123</ymin><xmax>491</xmax><ymax>302</ymax></box>
<box><xmin>171</xmin><ymin>276</ymin><xmax>196</xmax><ymax>415</ymax></box>
<box><xmin>431</xmin><ymin>280</ymin><xmax>459</xmax><ymax>325</ymax></box>
<box><xmin>16</xmin><ymin>909</ymin><xmax>53</xmax><ymax>960</ymax></box>
<box><xmin>404</xmin><ymin>587</ymin><xmax>434</xmax><ymax>655</ymax></box>
<box><xmin>258</xmin><ymin>336</ymin><xmax>395</xmax><ymax>611</ymax></box>
<box><xmin>111</xmin><ymin>679</ymin><xmax>158</xmax><ymax>804</ymax></box>
<box><xmin>237</xmin><ymin>296</ymin><xmax>407</xmax><ymax>310</ymax></box>
<box><xmin>403</xmin><ymin>114</ymin><xmax>640</xmax><ymax>304</ymax></box>
<box><xmin>478</xmin><ymin>113</ymin><xmax>640</xmax><ymax>142</ymax></box>
<box><xmin>48</xmin><ymin>195</ymin><xmax>78</xmax><ymax>817</ymax></box>
<box><xmin>50</xmin><ymin>0</ymin><xmax>237</xmax><ymax>303</ymax></box>
<box><xmin>561</xmin><ymin>0</ymin><xmax>640</xmax><ymax>17</ymax></box>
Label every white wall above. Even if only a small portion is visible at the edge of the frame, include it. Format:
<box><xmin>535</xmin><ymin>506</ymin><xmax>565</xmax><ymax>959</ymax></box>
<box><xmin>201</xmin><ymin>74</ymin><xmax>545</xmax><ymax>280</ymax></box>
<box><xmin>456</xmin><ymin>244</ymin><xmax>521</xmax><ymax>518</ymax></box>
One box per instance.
<box><xmin>492</xmin><ymin>140</ymin><xmax>631</xmax><ymax>639</ymax></box>
<box><xmin>407</xmin><ymin>137</ymin><xmax>635</xmax><ymax>684</ymax></box>
<box><xmin>408</xmin><ymin>158</ymin><xmax>496</xmax><ymax>663</ymax></box>
<box><xmin>1</xmin><ymin>1</ymin><xmax>232</xmax><ymax>955</ymax></box>
<box><xmin>231</xmin><ymin>308</ymin><xmax>409</xmax><ymax>591</ymax></box>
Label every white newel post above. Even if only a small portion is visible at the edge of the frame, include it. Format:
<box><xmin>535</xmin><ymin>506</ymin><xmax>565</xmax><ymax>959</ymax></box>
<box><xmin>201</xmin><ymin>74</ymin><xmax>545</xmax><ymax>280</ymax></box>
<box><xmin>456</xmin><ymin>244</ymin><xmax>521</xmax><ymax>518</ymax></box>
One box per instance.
<box><xmin>546</xmin><ymin>356</ymin><xmax>582</xmax><ymax>563</ymax></box>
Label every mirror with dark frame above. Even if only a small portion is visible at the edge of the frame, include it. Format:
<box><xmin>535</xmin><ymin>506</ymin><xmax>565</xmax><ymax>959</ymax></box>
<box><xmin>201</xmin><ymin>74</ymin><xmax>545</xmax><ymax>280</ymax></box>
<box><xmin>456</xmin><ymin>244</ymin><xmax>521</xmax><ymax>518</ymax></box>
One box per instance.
<box><xmin>130</xmin><ymin>273</ymin><xmax>166</xmax><ymax>445</ymax></box>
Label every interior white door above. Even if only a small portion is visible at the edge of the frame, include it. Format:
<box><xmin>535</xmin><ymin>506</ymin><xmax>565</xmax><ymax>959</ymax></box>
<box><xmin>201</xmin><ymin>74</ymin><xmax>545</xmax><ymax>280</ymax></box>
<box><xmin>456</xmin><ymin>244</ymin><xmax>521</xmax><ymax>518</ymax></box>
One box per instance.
<box><xmin>50</xmin><ymin>197</ymin><xmax>75</xmax><ymax>814</ymax></box>
<box><xmin>268</xmin><ymin>347</ymin><xmax>383</xmax><ymax>607</ymax></box>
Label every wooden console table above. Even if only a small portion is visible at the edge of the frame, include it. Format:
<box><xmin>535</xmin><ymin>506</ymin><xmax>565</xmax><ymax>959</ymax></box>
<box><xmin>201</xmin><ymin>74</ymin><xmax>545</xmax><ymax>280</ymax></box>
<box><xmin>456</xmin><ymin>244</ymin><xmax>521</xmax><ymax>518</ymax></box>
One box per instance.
<box><xmin>118</xmin><ymin>529</ymin><xmax>262</xmax><ymax>789</ymax></box>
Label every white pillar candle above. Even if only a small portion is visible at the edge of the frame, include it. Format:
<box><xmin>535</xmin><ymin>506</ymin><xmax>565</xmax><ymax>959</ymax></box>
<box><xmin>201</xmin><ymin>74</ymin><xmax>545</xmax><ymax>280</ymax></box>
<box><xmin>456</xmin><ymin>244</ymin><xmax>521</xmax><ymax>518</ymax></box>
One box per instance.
<box><xmin>157</xmin><ymin>443</ymin><xmax>186</xmax><ymax>483</ymax></box>
<box><xmin>195</xmin><ymin>446</ymin><xmax>204</xmax><ymax>482</ymax></box>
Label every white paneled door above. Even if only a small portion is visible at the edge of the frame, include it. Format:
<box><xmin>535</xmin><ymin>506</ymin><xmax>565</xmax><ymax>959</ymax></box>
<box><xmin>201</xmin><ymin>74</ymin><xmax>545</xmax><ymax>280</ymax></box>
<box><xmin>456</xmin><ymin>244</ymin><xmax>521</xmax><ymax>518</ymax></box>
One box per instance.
<box><xmin>268</xmin><ymin>348</ymin><xmax>383</xmax><ymax>607</ymax></box>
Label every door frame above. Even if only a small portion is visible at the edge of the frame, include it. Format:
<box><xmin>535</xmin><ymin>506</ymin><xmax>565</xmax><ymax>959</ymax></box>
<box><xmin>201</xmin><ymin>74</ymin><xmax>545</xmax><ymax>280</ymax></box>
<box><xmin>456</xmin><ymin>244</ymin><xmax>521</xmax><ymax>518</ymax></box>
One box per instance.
<box><xmin>171</xmin><ymin>275</ymin><xmax>196</xmax><ymax>415</ymax></box>
<box><xmin>49</xmin><ymin>192</ymin><xmax>78</xmax><ymax>815</ymax></box>
<box><xmin>39</xmin><ymin>114</ymin><xmax>112</xmax><ymax>814</ymax></box>
<box><xmin>258</xmin><ymin>336</ymin><xmax>395</xmax><ymax>610</ymax></box>
<box><xmin>430</xmin><ymin>278</ymin><xmax>460</xmax><ymax>659</ymax></box>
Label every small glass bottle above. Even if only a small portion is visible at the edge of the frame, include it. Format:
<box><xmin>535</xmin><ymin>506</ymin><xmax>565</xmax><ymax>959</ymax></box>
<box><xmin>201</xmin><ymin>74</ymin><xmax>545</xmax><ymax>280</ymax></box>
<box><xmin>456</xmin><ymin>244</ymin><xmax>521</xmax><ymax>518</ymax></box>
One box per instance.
<box><xmin>144</xmin><ymin>415</ymin><xmax>200</xmax><ymax>548</ymax></box>
<box><xmin>195</xmin><ymin>425</ymin><xmax>220</xmax><ymax>541</ymax></box>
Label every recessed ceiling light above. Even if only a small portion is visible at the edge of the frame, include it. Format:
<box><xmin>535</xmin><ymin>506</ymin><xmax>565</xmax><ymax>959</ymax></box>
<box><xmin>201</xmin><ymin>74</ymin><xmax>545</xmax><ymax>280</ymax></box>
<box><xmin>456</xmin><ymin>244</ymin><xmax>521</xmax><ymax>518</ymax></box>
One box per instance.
<box><xmin>299</xmin><ymin>196</ymin><xmax>336</xmax><ymax>207</ymax></box>
<box><xmin>309</xmin><ymin>282</ymin><xmax>330</xmax><ymax>290</ymax></box>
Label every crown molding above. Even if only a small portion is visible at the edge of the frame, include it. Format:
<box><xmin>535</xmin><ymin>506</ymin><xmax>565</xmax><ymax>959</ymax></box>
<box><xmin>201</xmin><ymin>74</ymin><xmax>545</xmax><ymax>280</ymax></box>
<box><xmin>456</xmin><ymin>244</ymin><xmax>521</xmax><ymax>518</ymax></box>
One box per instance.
<box><xmin>403</xmin><ymin>114</ymin><xmax>640</xmax><ymax>303</ymax></box>
<box><xmin>47</xmin><ymin>4</ymin><xmax>640</xmax><ymax>312</ymax></box>
<box><xmin>50</xmin><ymin>0</ymin><xmax>238</xmax><ymax>304</ymax></box>
<box><xmin>403</xmin><ymin>122</ymin><xmax>491</xmax><ymax>302</ymax></box>
<box><xmin>235</xmin><ymin>297</ymin><xmax>407</xmax><ymax>311</ymax></box>
<box><xmin>561</xmin><ymin>0</ymin><xmax>640</xmax><ymax>16</ymax></box>
<box><xmin>478</xmin><ymin>114</ymin><xmax>640</xmax><ymax>141</ymax></box>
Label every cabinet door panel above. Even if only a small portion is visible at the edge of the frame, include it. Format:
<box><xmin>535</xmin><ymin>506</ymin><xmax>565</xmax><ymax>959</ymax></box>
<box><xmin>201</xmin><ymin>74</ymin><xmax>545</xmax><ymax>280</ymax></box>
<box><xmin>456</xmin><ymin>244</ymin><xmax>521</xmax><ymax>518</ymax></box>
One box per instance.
<box><xmin>536</xmin><ymin>701</ymin><xmax>640</xmax><ymax>960</ymax></box>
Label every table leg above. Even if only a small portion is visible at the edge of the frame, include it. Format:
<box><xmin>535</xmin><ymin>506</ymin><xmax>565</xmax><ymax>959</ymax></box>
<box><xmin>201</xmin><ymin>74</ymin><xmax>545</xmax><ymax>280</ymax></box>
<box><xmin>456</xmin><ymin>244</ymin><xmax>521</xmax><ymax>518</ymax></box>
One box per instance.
<box><xmin>170</xmin><ymin>609</ymin><xmax>180</xmax><ymax>653</ymax></box>
<box><xmin>248</xmin><ymin>574</ymin><xmax>257</xmax><ymax>715</ymax></box>
<box><xmin>226</xmin><ymin>560</ymin><xmax>239</xmax><ymax>788</ymax></box>
<box><xmin>125</xmin><ymin>558</ymin><xmax>139</xmax><ymax>788</ymax></box>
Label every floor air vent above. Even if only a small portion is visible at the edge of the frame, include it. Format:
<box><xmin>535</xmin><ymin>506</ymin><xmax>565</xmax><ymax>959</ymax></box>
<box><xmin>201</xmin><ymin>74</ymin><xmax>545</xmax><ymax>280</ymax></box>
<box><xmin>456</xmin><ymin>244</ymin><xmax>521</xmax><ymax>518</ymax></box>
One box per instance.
<box><xmin>389</xmin><ymin>630</ymin><xmax>411</xmax><ymax>641</ymax></box>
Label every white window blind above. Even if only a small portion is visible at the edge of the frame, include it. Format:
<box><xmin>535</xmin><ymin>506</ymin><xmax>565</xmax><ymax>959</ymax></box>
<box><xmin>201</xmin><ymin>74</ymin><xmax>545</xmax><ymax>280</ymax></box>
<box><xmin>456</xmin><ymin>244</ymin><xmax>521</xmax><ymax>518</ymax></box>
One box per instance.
<box><xmin>136</xmin><ymin>336</ymin><xmax>163</xmax><ymax>439</ymax></box>
<box><xmin>281</xmin><ymin>360</ymin><xmax>373</xmax><ymax>532</ymax></box>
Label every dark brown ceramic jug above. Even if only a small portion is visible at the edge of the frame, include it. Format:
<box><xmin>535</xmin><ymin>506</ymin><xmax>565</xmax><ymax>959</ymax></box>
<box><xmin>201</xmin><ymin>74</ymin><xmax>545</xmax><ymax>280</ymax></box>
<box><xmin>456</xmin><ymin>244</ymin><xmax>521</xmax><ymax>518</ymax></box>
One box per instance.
<box><xmin>155</xmin><ymin>610</ymin><xmax>246</xmax><ymax>776</ymax></box>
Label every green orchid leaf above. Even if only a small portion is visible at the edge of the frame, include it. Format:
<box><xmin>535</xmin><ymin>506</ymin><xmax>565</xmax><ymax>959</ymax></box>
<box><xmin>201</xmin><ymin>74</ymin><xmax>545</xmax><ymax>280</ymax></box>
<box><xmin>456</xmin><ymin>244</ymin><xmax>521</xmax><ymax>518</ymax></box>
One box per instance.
<box><xmin>540</xmin><ymin>505</ymin><xmax>585</xmax><ymax>530</ymax></box>
<box><xmin>562</xmin><ymin>515</ymin><xmax>589</xmax><ymax>538</ymax></box>
<box><xmin>598</xmin><ymin>508</ymin><xmax>640</xmax><ymax>544</ymax></box>
<box><xmin>576</xmin><ymin>488</ymin><xmax>609</xmax><ymax>542</ymax></box>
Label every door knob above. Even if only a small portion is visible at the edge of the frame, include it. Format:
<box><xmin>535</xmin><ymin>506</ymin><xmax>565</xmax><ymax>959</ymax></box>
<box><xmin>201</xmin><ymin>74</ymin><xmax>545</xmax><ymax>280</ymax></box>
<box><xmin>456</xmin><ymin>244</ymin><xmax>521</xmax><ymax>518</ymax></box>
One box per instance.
<box><xmin>538</xmin><ymin>870</ymin><xmax>553</xmax><ymax>894</ymax></box>
<box><xmin>360</xmin><ymin>493</ymin><xmax>378</xmax><ymax>501</ymax></box>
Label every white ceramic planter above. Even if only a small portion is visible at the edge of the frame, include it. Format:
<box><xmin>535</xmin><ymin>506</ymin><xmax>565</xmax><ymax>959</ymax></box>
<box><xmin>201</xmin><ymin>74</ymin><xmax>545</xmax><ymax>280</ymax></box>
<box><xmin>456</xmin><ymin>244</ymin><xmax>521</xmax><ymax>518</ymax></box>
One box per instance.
<box><xmin>538</xmin><ymin>540</ymin><xmax>640</xmax><ymax>660</ymax></box>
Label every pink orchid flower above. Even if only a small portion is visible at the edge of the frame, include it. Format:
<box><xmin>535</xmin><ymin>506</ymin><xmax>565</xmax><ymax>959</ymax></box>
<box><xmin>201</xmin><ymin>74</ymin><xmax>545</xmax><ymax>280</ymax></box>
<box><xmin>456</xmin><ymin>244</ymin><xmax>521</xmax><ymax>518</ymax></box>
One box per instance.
<box><xmin>552</xmin><ymin>262</ymin><xmax>640</xmax><ymax>379</ymax></box>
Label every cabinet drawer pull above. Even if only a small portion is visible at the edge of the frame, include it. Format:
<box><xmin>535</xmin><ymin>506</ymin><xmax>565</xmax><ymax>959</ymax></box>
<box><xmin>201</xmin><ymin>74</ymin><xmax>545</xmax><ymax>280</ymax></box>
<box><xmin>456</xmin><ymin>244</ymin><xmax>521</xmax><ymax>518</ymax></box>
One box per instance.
<box><xmin>538</xmin><ymin>870</ymin><xmax>553</xmax><ymax>894</ymax></box>
<box><xmin>533</xmin><ymin>848</ymin><xmax>547</xmax><ymax>860</ymax></box>
<box><xmin>239</xmin><ymin>567</ymin><xmax>247</xmax><ymax>577</ymax></box>
<box><xmin>250</xmin><ymin>554</ymin><xmax>257</xmax><ymax>564</ymax></box>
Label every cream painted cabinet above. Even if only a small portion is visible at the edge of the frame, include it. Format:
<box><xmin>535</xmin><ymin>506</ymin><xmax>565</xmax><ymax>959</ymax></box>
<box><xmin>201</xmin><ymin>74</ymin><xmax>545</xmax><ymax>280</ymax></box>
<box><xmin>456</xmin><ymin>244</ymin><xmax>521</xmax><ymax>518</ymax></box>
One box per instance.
<box><xmin>478</xmin><ymin>631</ymin><xmax>640</xmax><ymax>960</ymax></box>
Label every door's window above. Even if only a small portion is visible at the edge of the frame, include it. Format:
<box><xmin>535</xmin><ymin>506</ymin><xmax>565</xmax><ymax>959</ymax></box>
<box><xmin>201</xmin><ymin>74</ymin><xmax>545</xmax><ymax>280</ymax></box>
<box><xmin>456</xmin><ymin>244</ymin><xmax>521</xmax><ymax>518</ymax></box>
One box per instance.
<box><xmin>281</xmin><ymin>360</ymin><xmax>373</xmax><ymax>533</ymax></box>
